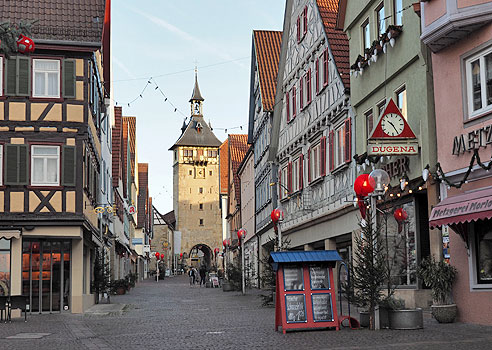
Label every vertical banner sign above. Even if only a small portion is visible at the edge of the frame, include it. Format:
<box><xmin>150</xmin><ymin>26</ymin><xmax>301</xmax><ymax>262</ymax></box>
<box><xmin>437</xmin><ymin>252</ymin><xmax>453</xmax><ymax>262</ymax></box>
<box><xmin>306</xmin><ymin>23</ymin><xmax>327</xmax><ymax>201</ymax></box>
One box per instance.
<box><xmin>174</xmin><ymin>231</ymin><xmax>182</xmax><ymax>255</ymax></box>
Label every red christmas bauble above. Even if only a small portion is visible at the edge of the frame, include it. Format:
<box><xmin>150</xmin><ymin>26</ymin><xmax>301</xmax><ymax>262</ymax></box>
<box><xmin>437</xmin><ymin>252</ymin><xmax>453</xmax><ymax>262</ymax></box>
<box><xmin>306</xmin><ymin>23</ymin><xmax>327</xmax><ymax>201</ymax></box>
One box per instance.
<box><xmin>17</xmin><ymin>35</ymin><xmax>35</xmax><ymax>54</ymax></box>
<box><xmin>271</xmin><ymin>208</ymin><xmax>284</xmax><ymax>224</ymax></box>
<box><xmin>180</xmin><ymin>253</ymin><xmax>183</xmax><ymax>258</ymax></box>
<box><xmin>354</xmin><ymin>174</ymin><xmax>374</xmax><ymax>197</ymax></box>
<box><xmin>393</xmin><ymin>208</ymin><xmax>408</xmax><ymax>222</ymax></box>
<box><xmin>237</xmin><ymin>228</ymin><xmax>246</xmax><ymax>240</ymax></box>
<box><xmin>155</xmin><ymin>252</ymin><xmax>160</xmax><ymax>259</ymax></box>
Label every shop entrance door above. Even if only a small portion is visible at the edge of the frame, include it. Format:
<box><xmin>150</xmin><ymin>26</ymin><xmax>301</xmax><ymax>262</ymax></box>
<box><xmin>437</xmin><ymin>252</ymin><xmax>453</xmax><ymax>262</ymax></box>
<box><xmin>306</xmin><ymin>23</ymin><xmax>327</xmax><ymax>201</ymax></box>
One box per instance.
<box><xmin>22</xmin><ymin>240</ymin><xmax>71</xmax><ymax>313</ymax></box>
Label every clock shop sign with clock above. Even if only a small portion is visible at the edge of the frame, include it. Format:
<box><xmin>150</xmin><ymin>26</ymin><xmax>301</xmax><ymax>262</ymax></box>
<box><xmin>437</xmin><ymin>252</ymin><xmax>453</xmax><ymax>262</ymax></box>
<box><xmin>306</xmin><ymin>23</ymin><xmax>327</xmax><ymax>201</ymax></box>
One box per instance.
<box><xmin>367</xmin><ymin>99</ymin><xmax>419</xmax><ymax>156</ymax></box>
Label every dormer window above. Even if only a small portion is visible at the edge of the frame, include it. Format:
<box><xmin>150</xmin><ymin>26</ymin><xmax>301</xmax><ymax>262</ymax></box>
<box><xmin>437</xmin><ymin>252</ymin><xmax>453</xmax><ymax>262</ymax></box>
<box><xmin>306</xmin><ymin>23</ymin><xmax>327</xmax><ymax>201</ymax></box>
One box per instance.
<box><xmin>196</xmin><ymin>122</ymin><xmax>203</xmax><ymax>133</ymax></box>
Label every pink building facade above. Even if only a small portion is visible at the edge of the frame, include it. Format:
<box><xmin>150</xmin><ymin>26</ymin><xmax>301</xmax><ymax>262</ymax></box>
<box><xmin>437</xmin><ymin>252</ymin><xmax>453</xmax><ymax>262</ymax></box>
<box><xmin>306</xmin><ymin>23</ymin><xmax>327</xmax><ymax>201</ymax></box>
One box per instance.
<box><xmin>422</xmin><ymin>0</ymin><xmax>492</xmax><ymax>325</ymax></box>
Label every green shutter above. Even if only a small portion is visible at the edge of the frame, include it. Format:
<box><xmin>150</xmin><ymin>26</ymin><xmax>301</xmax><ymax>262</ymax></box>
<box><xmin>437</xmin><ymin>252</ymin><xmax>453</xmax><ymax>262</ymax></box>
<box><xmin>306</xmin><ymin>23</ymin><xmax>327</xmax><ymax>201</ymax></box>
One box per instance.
<box><xmin>17</xmin><ymin>57</ymin><xmax>30</xmax><ymax>96</ymax></box>
<box><xmin>62</xmin><ymin>146</ymin><xmax>76</xmax><ymax>186</ymax></box>
<box><xmin>4</xmin><ymin>144</ymin><xmax>27</xmax><ymax>185</ymax></box>
<box><xmin>63</xmin><ymin>59</ymin><xmax>76</xmax><ymax>98</ymax></box>
<box><xmin>18</xmin><ymin>145</ymin><xmax>28</xmax><ymax>184</ymax></box>
<box><xmin>5</xmin><ymin>58</ymin><xmax>17</xmax><ymax>96</ymax></box>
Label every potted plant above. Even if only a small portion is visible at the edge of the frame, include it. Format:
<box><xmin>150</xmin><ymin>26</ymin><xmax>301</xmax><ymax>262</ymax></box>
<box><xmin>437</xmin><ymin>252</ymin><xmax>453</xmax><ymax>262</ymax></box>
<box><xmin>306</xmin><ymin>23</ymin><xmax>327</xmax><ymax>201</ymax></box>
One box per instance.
<box><xmin>417</xmin><ymin>257</ymin><xmax>458</xmax><ymax>323</ymax></box>
<box><xmin>385</xmin><ymin>297</ymin><xmax>423</xmax><ymax>330</ymax></box>
<box><xmin>112</xmin><ymin>279</ymin><xmax>128</xmax><ymax>295</ymax></box>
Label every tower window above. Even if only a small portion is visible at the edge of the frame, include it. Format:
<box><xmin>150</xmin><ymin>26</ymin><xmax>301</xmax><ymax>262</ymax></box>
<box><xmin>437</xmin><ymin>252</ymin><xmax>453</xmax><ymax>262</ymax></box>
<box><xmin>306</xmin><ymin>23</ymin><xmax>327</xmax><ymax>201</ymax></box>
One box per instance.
<box><xmin>209</xmin><ymin>170</ymin><xmax>212</xmax><ymax>176</ymax></box>
<box><xmin>190</xmin><ymin>204</ymin><xmax>192</xmax><ymax>210</ymax></box>
<box><xmin>199</xmin><ymin>219</ymin><xmax>204</xmax><ymax>226</ymax></box>
<box><xmin>207</xmin><ymin>150</ymin><xmax>217</xmax><ymax>157</ymax></box>
<box><xmin>189</xmin><ymin>170</ymin><xmax>192</xmax><ymax>175</ymax></box>
<box><xmin>199</xmin><ymin>187</ymin><xmax>203</xmax><ymax>194</ymax></box>
<box><xmin>199</xmin><ymin>203</ymin><xmax>203</xmax><ymax>210</ymax></box>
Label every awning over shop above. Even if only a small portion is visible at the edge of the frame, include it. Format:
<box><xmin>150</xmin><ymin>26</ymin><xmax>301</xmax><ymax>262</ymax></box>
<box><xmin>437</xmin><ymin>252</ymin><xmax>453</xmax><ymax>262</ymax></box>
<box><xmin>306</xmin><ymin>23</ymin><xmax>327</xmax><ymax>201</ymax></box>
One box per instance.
<box><xmin>0</xmin><ymin>230</ymin><xmax>21</xmax><ymax>240</ymax></box>
<box><xmin>429</xmin><ymin>187</ymin><xmax>492</xmax><ymax>243</ymax></box>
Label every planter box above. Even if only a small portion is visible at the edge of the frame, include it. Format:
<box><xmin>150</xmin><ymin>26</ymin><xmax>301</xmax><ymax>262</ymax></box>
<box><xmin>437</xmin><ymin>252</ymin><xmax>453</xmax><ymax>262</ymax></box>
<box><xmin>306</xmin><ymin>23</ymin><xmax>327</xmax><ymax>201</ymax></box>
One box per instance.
<box><xmin>359</xmin><ymin>308</ymin><xmax>389</xmax><ymax>328</ymax></box>
<box><xmin>222</xmin><ymin>282</ymin><xmax>233</xmax><ymax>292</ymax></box>
<box><xmin>389</xmin><ymin>308</ymin><xmax>423</xmax><ymax>330</ymax></box>
<box><xmin>431</xmin><ymin>304</ymin><xmax>457</xmax><ymax>323</ymax></box>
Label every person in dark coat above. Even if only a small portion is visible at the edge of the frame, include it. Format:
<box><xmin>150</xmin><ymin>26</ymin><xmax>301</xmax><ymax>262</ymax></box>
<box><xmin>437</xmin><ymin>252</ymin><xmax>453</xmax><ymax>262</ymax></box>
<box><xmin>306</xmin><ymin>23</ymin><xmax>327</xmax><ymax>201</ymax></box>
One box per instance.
<box><xmin>199</xmin><ymin>265</ymin><xmax>207</xmax><ymax>287</ymax></box>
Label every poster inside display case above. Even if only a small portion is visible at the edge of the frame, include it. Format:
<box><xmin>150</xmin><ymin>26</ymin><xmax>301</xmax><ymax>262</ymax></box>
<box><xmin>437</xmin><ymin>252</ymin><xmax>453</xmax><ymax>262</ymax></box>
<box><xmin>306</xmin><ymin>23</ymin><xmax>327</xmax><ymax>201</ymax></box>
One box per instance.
<box><xmin>283</xmin><ymin>266</ymin><xmax>304</xmax><ymax>291</ymax></box>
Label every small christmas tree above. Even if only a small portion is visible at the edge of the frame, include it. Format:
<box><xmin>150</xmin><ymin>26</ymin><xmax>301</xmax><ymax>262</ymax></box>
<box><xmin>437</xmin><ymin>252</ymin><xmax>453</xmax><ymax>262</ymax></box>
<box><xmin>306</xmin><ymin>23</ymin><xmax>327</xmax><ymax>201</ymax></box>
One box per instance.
<box><xmin>348</xmin><ymin>208</ymin><xmax>388</xmax><ymax>330</ymax></box>
<box><xmin>92</xmin><ymin>248</ymin><xmax>112</xmax><ymax>304</ymax></box>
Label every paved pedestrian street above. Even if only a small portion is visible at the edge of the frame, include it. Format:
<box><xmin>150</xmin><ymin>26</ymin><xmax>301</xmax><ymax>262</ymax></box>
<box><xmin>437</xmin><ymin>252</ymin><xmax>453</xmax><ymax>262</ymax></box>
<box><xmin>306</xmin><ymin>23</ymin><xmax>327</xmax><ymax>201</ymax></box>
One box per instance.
<box><xmin>1</xmin><ymin>276</ymin><xmax>492</xmax><ymax>350</ymax></box>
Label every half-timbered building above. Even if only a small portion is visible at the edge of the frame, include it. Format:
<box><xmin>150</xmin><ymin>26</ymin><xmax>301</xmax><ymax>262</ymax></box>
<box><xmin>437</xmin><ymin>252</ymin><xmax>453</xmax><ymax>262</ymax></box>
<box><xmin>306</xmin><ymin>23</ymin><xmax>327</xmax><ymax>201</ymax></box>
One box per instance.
<box><xmin>0</xmin><ymin>0</ymin><xmax>110</xmax><ymax>313</ymax></box>
<box><xmin>269</xmin><ymin>0</ymin><xmax>358</xmax><ymax>260</ymax></box>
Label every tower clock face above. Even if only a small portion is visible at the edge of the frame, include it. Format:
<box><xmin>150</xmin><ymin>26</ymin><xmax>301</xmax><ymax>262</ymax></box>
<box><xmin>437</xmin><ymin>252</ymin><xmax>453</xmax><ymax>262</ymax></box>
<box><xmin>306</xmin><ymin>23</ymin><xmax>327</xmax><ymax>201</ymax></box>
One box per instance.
<box><xmin>381</xmin><ymin>113</ymin><xmax>404</xmax><ymax>136</ymax></box>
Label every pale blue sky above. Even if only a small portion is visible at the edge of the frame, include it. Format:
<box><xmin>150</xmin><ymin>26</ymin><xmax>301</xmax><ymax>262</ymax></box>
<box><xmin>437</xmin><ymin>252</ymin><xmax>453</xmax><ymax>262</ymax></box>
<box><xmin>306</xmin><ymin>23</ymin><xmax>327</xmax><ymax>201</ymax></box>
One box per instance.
<box><xmin>112</xmin><ymin>1</ymin><xmax>286</xmax><ymax>214</ymax></box>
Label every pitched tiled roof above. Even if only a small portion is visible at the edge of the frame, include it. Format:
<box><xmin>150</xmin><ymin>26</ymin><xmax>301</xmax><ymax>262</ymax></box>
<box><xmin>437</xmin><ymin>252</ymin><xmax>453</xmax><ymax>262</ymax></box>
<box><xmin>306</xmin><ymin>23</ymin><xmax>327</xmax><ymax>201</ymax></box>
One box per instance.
<box><xmin>253</xmin><ymin>30</ymin><xmax>282</xmax><ymax>112</ymax></box>
<box><xmin>0</xmin><ymin>0</ymin><xmax>107</xmax><ymax>44</ymax></box>
<box><xmin>170</xmin><ymin>115</ymin><xmax>221</xmax><ymax>149</ymax></box>
<box><xmin>123</xmin><ymin>116</ymin><xmax>136</xmax><ymax>178</ymax></box>
<box><xmin>112</xmin><ymin>106</ymin><xmax>122</xmax><ymax>187</ymax></box>
<box><xmin>316</xmin><ymin>0</ymin><xmax>350</xmax><ymax>89</ymax></box>
<box><xmin>219</xmin><ymin>140</ymin><xmax>229</xmax><ymax>195</ymax></box>
<box><xmin>162</xmin><ymin>210</ymin><xmax>176</xmax><ymax>229</ymax></box>
<box><xmin>229</xmin><ymin>134</ymin><xmax>249</xmax><ymax>206</ymax></box>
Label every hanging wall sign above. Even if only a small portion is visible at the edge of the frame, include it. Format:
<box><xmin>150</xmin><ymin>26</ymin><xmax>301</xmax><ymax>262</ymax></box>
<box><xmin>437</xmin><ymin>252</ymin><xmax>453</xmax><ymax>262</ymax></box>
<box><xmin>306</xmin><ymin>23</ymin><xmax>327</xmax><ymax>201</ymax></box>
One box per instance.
<box><xmin>367</xmin><ymin>99</ymin><xmax>419</xmax><ymax>155</ymax></box>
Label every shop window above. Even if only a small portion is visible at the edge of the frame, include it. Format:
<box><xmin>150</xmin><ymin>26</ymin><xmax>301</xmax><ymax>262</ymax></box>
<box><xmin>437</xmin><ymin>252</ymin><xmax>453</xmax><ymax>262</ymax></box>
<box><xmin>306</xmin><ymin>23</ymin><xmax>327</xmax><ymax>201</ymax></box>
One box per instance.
<box><xmin>465</xmin><ymin>46</ymin><xmax>492</xmax><ymax>119</ymax></box>
<box><xmin>475</xmin><ymin>223</ymin><xmax>492</xmax><ymax>284</ymax></box>
<box><xmin>0</xmin><ymin>238</ymin><xmax>11</xmax><ymax>296</ymax></box>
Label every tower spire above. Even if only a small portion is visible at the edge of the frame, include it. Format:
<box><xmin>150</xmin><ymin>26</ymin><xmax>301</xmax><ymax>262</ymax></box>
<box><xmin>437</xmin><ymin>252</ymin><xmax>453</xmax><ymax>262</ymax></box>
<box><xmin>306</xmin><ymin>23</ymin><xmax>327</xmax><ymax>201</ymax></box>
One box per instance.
<box><xmin>189</xmin><ymin>68</ymin><xmax>204</xmax><ymax>102</ymax></box>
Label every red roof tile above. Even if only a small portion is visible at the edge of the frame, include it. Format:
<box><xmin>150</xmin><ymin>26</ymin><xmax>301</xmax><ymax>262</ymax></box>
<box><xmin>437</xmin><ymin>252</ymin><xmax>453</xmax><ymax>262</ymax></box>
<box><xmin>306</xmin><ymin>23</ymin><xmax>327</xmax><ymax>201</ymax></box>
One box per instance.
<box><xmin>316</xmin><ymin>0</ymin><xmax>350</xmax><ymax>89</ymax></box>
<box><xmin>229</xmin><ymin>134</ymin><xmax>249</xmax><ymax>205</ymax></box>
<box><xmin>0</xmin><ymin>0</ymin><xmax>107</xmax><ymax>44</ymax></box>
<box><xmin>254</xmin><ymin>30</ymin><xmax>282</xmax><ymax>112</ymax></box>
<box><xmin>219</xmin><ymin>140</ymin><xmax>229</xmax><ymax>195</ymax></box>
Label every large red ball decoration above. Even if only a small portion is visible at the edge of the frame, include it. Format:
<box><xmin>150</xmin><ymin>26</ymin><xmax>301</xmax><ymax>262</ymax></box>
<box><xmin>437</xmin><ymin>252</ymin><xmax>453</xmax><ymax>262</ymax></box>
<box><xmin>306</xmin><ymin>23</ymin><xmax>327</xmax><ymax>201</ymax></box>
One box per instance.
<box><xmin>394</xmin><ymin>208</ymin><xmax>408</xmax><ymax>222</ymax></box>
<box><xmin>155</xmin><ymin>252</ymin><xmax>160</xmax><ymax>259</ymax></box>
<box><xmin>354</xmin><ymin>174</ymin><xmax>374</xmax><ymax>197</ymax></box>
<box><xmin>237</xmin><ymin>228</ymin><xmax>246</xmax><ymax>240</ymax></box>
<box><xmin>180</xmin><ymin>253</ymin><xmax>183</xmax><ymax>258</ymax></box>
<box><xmin>160</xmin><ymin>255</ymin><xmax>164</xmax><ymax>260</ymax></box>
<box><xmin>17</xmin><ymin>35</ymin><xmax>35</xmax><ymax>54</ymax></box>
<box><xmin>271</xmin><ymin>208</ymin><xmax>284</xmax><ymax>224</ymax></box>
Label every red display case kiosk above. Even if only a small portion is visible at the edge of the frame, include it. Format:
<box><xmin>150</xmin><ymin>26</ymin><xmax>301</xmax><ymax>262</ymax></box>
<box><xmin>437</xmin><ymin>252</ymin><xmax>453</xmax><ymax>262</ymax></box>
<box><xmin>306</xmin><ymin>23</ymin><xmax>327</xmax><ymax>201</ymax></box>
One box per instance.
<box><xmin>269</xmin><ymin>251</ymin><xmax>342</xmax><ymax>334</ymax></box>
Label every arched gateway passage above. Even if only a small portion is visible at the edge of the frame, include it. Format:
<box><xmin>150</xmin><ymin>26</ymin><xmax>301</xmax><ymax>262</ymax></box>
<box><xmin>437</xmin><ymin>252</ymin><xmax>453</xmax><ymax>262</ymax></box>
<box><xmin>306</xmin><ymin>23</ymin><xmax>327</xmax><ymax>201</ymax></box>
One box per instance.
<box><xmin>188</xmin><ymin>244</ymin><xmax>213</xmax><ymax>269</ymax></box>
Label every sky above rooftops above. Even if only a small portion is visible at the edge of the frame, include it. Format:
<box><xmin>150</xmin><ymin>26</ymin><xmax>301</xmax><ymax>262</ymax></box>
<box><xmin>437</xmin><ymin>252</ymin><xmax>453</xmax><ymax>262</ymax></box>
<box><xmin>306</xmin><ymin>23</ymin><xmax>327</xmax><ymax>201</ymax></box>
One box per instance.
<box><xmin>112</xmin><ymin>0</ymin><xmax>285</xmax><ymax>213</ymax></box>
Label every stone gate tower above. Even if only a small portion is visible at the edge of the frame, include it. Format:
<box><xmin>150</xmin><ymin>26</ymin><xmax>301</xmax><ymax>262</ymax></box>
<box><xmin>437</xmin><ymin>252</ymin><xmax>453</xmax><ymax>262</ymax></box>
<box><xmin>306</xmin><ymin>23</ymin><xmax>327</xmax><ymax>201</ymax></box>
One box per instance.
<box><xmin>169</xmin><ymin>73</ymin><xmax>223</xmax><ymax>268</ymax></box>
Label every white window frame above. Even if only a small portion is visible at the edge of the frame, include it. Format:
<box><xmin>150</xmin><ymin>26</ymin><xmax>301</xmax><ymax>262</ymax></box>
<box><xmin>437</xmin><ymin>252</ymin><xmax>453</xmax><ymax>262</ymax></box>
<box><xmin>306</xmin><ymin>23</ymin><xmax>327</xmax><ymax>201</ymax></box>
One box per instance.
<box><xmin>465</xmin><ymin>46</ymin><xmax>492</xmax><ymax>119</ymax></box>
<box><xmin>396</xmin><ymin>85</ymin><xmax>407</xmax><ymax>120</ymax></box>
<box><xmin>376</xmin><ymin>3</ymin><xmax>385</xmax><ymax>38</ymax></box>
<box><xmin>334</xmin><ymin>124</ymin><xmax>346</xmax><ymax>168</ymax></box>
<box><xmin>0</xmin><ymin>56</ymin><xmax>3</xmax><ymax>96</ymax></box>
<box><xmin>362</xmin><ymin>19</ymin><xmax>371</xmax><ymax>50</ymax></box>
<box><xmin>0</xmin><ymin>144</ymin><xmax>3</xmax><ymax>186</ymax></box>
<box><xmin>31</xmin><ymin>145</ymin><xmax>60</xmax><ymax>186</ymax></box>
<box><xmin>292</xmin><ymin>157</ymin><xmax>300</xmax><ymax>193</ymax></box>
<box><xmin>281</xmin><ymin>166</ymin><xmax>288</xmax><ymax>197</ymax></box>
<box><xmin>310</xmin><ymin>143</ymin><xmax>321</xmax><ymax>181</ymax></box>
<box><xmin>468</xmin><ymin>224</ymin><xmax>492</xmax><ymax>290</ymax></box>
<box><xmin>394</xmin><ymin>0</ymin><xmax>403</xmax><ymax>26</ymax></box>
<box><xmin>32</xmin><ymin>59</ymin><xmax>61</xmax><ymax>98</ymax></box>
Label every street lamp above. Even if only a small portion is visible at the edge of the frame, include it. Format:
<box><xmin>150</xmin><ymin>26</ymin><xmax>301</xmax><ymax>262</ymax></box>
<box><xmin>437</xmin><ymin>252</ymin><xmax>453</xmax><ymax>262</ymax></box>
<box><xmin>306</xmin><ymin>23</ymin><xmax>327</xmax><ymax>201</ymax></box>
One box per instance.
<box><xmin>237</xmin><ymin>228</ymin><xmax>247</xmax><ymax>295</ymax></box>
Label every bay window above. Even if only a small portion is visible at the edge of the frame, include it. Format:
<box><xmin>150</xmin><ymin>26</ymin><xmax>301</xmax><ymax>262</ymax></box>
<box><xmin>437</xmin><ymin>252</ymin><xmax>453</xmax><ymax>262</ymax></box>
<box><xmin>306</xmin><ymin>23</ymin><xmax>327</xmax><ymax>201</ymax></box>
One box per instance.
<box><xmin>31</xmin><ymin>145</ymin><xmax>60</xmax><ymax>186</ymax></box>
<box><xmin>465</xmin><ymin>46</ymin><xmax>492</xmax><ymax>118</ymax></box>
<box><xmin>33</xmin><ymin>59</ymin><xmax>60</xmax><ymax>98</ymax></box>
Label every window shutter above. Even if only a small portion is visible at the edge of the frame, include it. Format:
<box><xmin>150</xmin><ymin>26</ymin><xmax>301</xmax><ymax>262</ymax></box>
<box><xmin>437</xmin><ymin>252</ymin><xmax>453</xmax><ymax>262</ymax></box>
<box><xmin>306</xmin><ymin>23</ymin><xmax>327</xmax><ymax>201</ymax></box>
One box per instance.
<box><xmin>288</xmin><ymin>162</ymin><xmax>292</xmax><ymax>193</ymax></box>
<box><xmin>297</xmin><ymin>17</ymin><xmax>301</xmax><ymax>43</ymax></box>
<box><xmin>300</xmin><ymin>76</ymin><xmax>304</xmax><ymax>110</ymax></box>
<box><xmin>308</xmin><ymin>147</ymin><xmax>312</xmax><ymax>183</ymax></box>
<box><xmin>5</xmin><ymin>58</ymin><xmax>17</xmax><ymax>96</ymax></box>
<box><xmin>320</xmin><ymin>136</ymin><xmax>327</xmax><ymax>177</ymax></box>
<box><xmin>278</xmin><ymin>169</ymin><xmax>282</xmax><ymax>200</ymax></box>
<box><xmin>323</xmin><ymin>48</ymin><xmax>328</xmax><ymax>86</ymax></box>
<box><xmin>292</xmin><ymin>86</ymin><xmax>296</xmax><ymax>118</ymax></box>
<box><xmin>62</xmin><ymin>146</ymin><xmax>76</xmax><ymax>186</ymax></box>
<box><xmin>63</xmin><ymin>59</ymin><xmax>76</xmax><ymax>98</ymax></box>
<box><xmin>17</xmin><ymin>57</ymin><xmax>30</xmax><ymax>96</ymax></box>
<box><xmin>299</xmin><ymin>154</ymin><xmax>304</xmax><ymax>190</ymax></box>
<box><xmin>345</xmin><ymin>119</ymin><xmax>351</xmax><ymax>163</ymax></box>
<box><xmin>315</xmin><ymin>59</ymin><xmax>319</xmax><ymax>94</ymax></box>
<box><xmin>303</xmin><ymin>6</ymin><xmax>308</xmax><ymax>35</ymax></box>
<box><xmin>286</xmin><ymin>91</ymin><xmax>290</xmax><ymax>123</ymax></box>
<box><xmin>307</xmin><ymin>68</ymin><xmax>312</xmax><ymax>104</ymax></box>
<box><xmin>329</xmin><ymin>131</ymin><xmax>335</xmax><ymax>172</ymax></box>
<box><xmin>5</xmin><ymin>144</ymin><xmax>27</xmax><ymax>185</ymax></box>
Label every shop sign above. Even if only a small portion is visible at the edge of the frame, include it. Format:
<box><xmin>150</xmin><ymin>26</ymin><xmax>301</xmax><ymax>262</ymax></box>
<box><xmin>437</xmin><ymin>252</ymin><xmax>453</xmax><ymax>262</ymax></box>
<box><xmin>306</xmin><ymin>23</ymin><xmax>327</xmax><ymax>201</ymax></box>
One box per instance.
<box><xmin>132</xmin><ymin>238</ymin><xmax>143</xmax><ymax>245</ymax></box>
<box><xmin>381</xmin><ymin>157</ymin><xmax>410</xmax><ymax>179</ymax></box>
<box><xmin>430</xmin><ymin>197</ymin><xmax>492</xmax><ymax>220</ymax></box>
<box><xmin>368</xmin><ymin>143</ymin><xmax>418</xmax><ymax>155</ymax></box>
<box><xmin>452</xmin><ymin>124</ymin><xmax>492</xmax><ymax>155</ymax></box>
<box><xmin>143</xmin><ymin>245</ymin><xmax>150</xmax><ymax>253</ymax></box>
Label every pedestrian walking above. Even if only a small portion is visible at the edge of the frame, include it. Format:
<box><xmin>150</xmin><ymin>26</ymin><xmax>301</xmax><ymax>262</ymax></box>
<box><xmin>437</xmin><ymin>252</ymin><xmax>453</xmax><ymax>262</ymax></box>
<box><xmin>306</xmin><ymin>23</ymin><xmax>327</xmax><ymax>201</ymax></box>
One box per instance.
<box><xmin>193</xmin><ymin>267</ymin><xmax>198</xmax><ymax>284</ymax></box>
<box><xmin>199</xmin><ymin>265</ymin><xmax>207</xmax><ymax>287</ymax></box>
<box><xmin>188</xmin><ymin>267</ymin><xmax>195</xmax><ymax>286</ymax></box>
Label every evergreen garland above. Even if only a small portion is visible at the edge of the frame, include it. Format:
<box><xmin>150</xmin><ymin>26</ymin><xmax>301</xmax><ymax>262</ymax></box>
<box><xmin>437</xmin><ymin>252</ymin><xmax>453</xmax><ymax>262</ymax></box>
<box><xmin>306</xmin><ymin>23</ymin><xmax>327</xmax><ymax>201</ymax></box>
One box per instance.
<box><xmin>0</xmin><ymin>20</ymin><xmax>37</xmax><ymax>57</ymax></box>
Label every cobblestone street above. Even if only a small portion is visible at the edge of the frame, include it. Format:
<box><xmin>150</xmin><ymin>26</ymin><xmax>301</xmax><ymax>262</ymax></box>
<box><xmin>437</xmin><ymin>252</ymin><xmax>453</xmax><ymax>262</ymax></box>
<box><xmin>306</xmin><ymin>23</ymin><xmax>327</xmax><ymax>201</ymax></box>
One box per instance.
<box><xmin>1</xmin><ymin>276</ymin><xmax>492</xmax><ymax>350</ymax></box>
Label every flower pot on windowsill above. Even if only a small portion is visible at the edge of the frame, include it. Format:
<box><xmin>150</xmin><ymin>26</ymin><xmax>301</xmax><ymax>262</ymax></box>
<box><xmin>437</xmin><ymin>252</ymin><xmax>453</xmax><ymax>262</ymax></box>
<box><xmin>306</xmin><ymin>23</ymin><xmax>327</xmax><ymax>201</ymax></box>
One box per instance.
<box><xmin>431</xmin><ymin>304</ymin><xmax>457</xmax><ymax>323</ymax></box>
